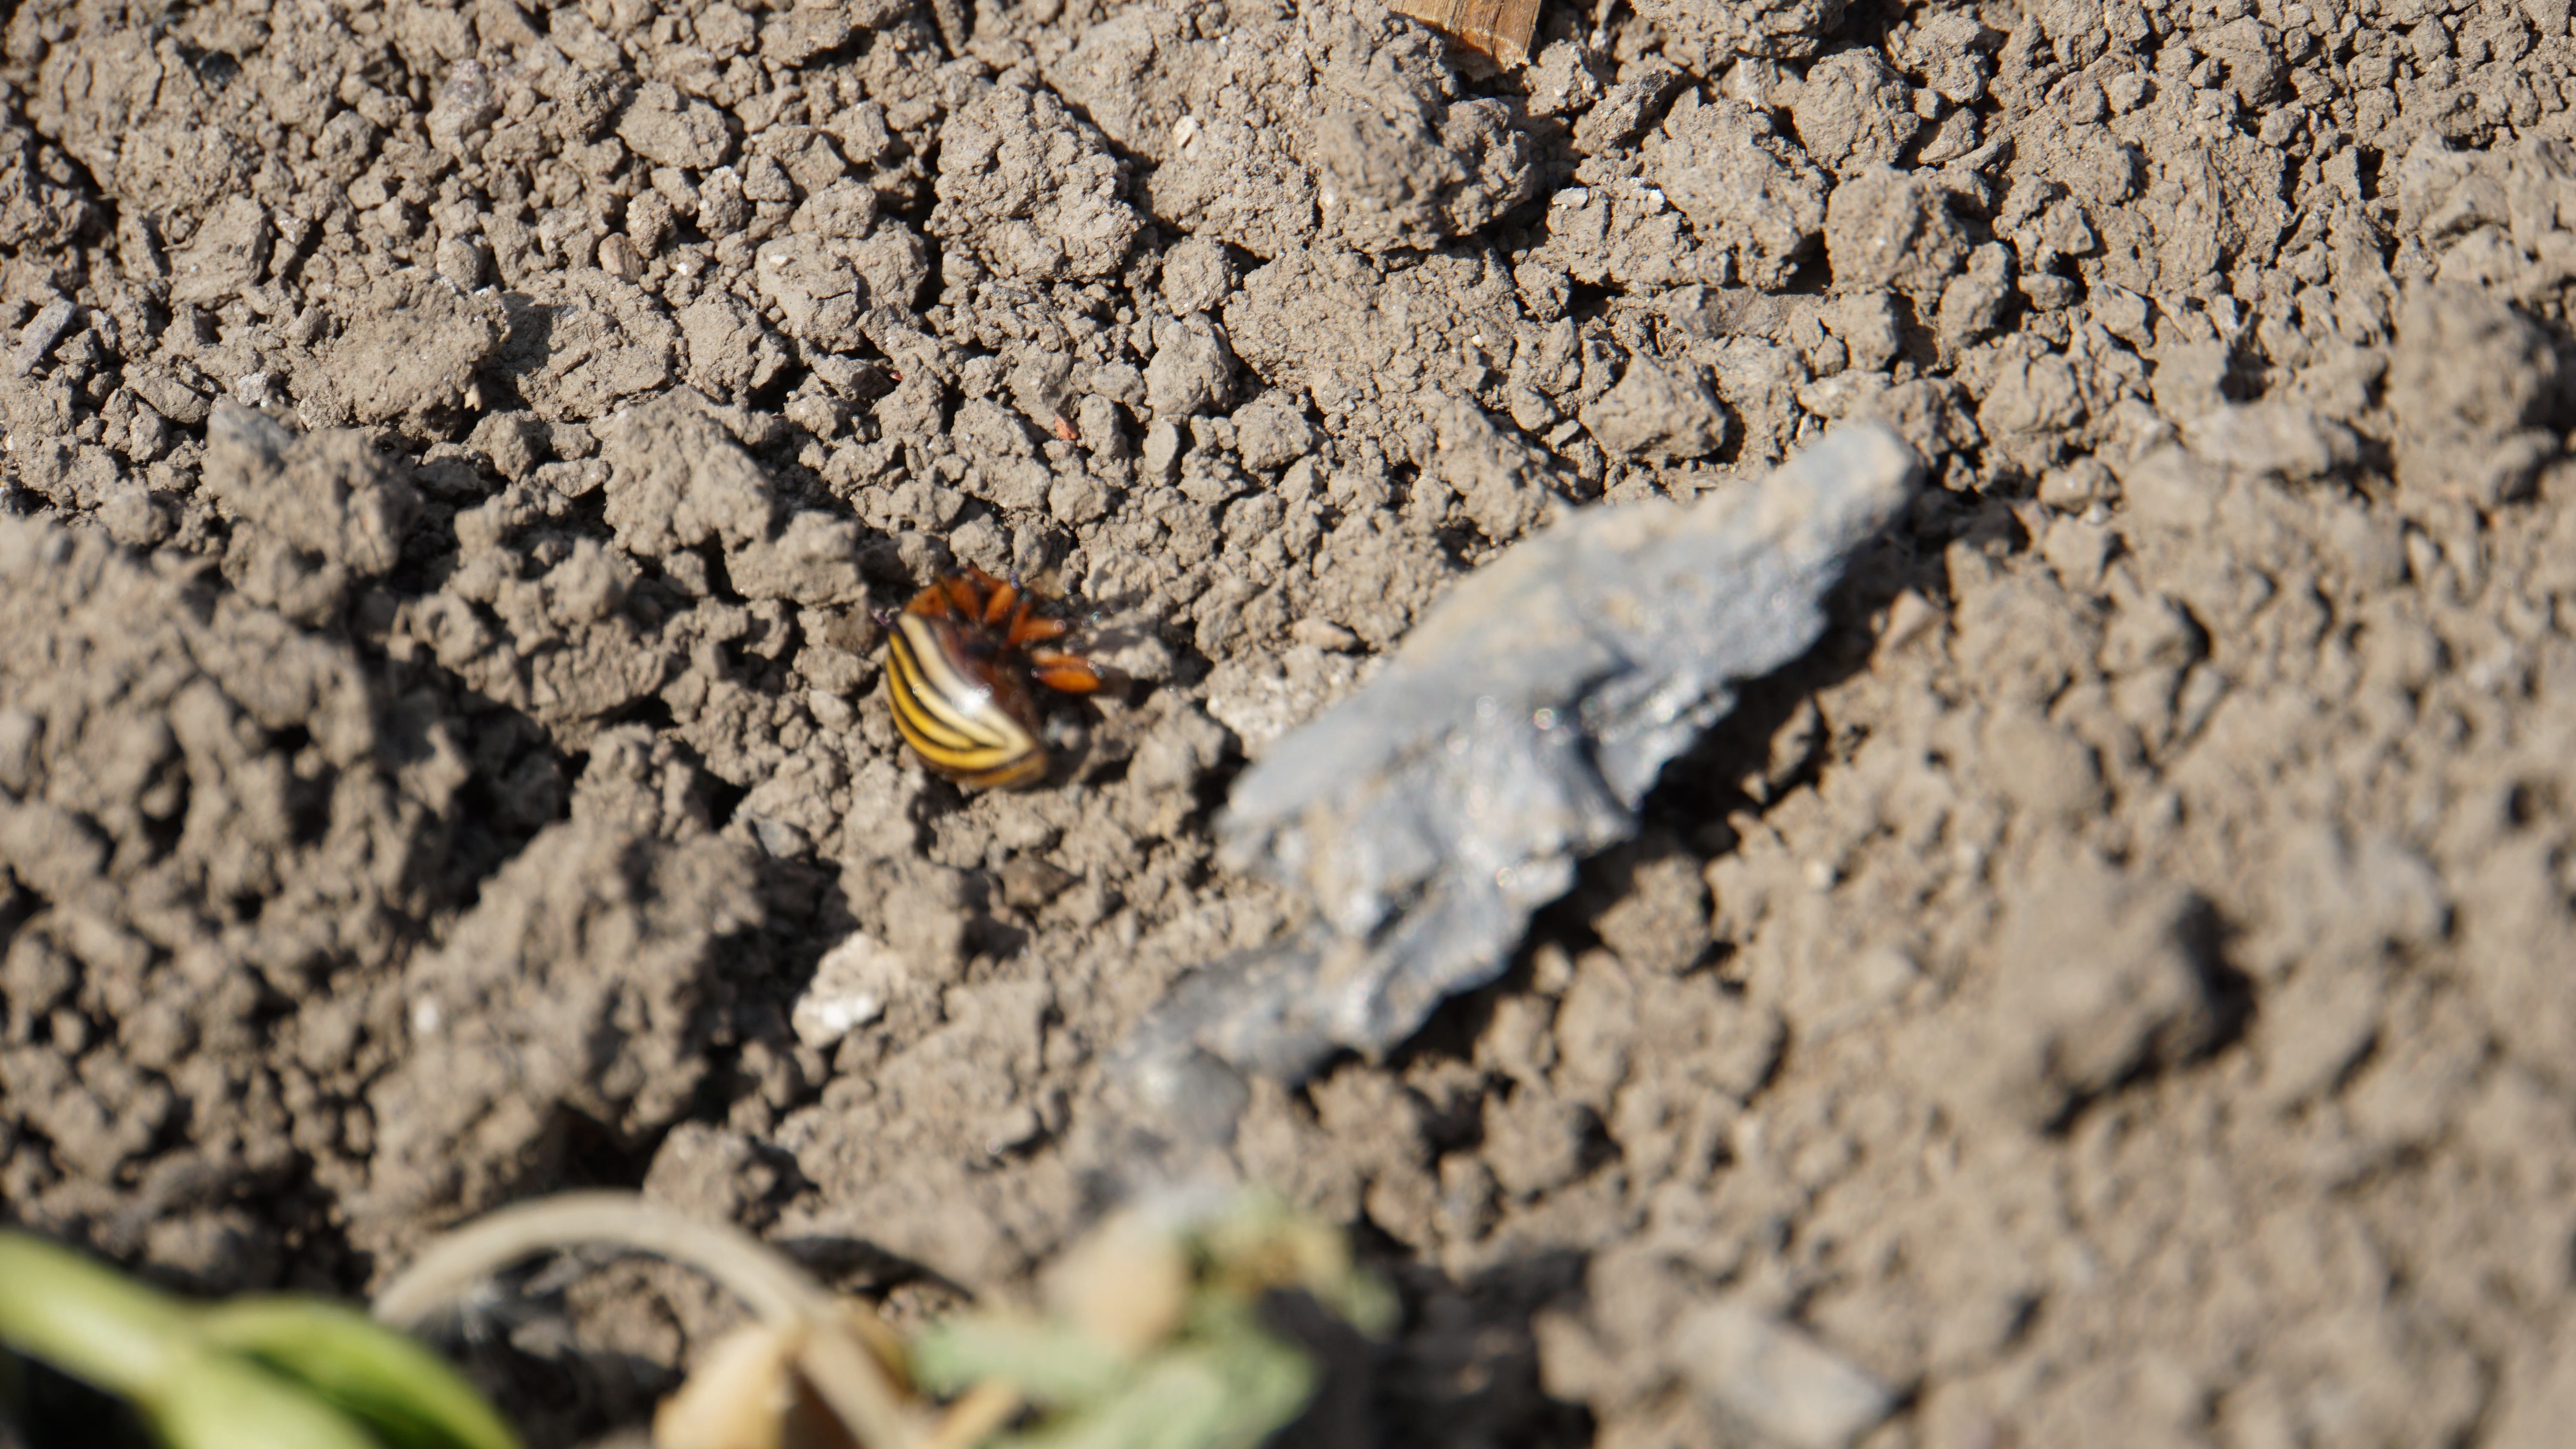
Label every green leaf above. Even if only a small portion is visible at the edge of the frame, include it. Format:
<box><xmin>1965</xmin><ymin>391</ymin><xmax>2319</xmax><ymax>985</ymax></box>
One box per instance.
<box><xmin>997</xmin><ymin>1337</ymin><xmax>1315</xmax><ymax>1449</ymax></box>
<box><xmin>910</xmin><ymin>1315</ymin><xmax>1131</xmax><ymax>1407</ymax></box>
<box><xmin>197</xmin><ymin>1300</ymin><xmax>522</xmax><ymax>1449</ymax></box>
<box><xmin>0</xmin><ymin>1232</ymin><xmax>520</xmax><ymax>1449</ymax></box>
<box><xmin>0</xmin><ymin>1232</ymin><xmax>192</xmax><ymax>1399</ymax></box>
<box><xmin>139</xmin><ymin>1352</ymin><xmax>387</xmax><ymax>1449</ymax></box>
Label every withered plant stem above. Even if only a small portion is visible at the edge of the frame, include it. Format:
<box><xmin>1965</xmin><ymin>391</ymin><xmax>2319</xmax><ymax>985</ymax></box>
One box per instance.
<box><xmin>372</xmin><ymin>1191</ymin><xmax>924</xmax><ymax>1449</ymax></box>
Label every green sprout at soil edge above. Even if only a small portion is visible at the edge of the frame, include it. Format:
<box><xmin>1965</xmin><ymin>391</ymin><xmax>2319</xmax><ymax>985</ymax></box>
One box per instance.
<box><xmin>372</xmin><ymin>1188</ymin><xmax>1396</xmax><ymax>1449</ymax></box>
<box><xmin>0</xmin><ymin>1230</ymin><xmax>522</xmax><ymax>1449</ymax></box>
<box><xmin>3</xmin><ymin>1189</ymin><xmax>1387</xmax><ymax>1449</ymax></box>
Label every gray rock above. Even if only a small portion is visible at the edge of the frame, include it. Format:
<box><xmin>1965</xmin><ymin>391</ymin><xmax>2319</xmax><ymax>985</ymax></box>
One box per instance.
<box><xmin>1116</xmin><ymin>423</ymin><xmax>1919</xmax><ymax>1098</ymax></box>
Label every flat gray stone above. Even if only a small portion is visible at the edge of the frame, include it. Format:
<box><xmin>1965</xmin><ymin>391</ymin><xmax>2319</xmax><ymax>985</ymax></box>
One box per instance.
<box><xmin>1116</xmin><ymin>422</ymin><xmax>1919</xmax><ymax>1103</ymax></box>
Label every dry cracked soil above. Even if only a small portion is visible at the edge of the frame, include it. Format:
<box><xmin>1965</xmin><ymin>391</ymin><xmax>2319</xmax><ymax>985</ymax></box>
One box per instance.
<box><xmin>3</xmin><ymin>0</ymin><xmax>2576</xmax><ymax>1445</ymax></box>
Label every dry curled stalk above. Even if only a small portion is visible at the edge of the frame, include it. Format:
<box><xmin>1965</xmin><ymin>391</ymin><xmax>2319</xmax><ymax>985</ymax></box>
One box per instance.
<box><xmin>372</xmin><ymin>1191</ymin><xmax>928</xmax><ymax>1449</ymax></box>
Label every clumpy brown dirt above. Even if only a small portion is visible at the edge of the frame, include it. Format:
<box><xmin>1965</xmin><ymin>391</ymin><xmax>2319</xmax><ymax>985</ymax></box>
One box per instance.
<box><xmin>3</xmin><ymin>0</ymin><xmax>2575</xmax><ymax>1443</ymax></box>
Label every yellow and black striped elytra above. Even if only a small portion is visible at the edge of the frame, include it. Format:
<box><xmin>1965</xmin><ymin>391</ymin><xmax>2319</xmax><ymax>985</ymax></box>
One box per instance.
<box><xmin>886</xmin><ymin>612</ymin><xmax>1048</xmax><ymax>788</ymax></box>
<box><xmin>881</xmin><ymin>568</ymin><xmax>1103</xmax><ymax>790</ymax></box>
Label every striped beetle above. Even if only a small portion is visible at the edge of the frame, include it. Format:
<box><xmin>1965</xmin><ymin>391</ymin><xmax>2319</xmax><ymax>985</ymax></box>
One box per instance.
<box><xmin>882</xmin><ymin>567</ymin><xmax>1103</xmax><ymax>789</ymax></box>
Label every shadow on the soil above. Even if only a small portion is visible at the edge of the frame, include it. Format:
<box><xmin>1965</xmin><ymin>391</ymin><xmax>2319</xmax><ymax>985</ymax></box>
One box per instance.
<box><xmin>1302</xmin><ymin>1239</ymin><xmax>1595</xmax><ymax>1449</ymax></box>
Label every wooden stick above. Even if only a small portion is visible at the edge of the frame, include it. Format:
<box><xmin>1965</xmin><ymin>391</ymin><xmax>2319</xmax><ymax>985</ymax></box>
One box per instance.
<box><xmin>1387</xmin><ymin>0</ymin><xmax>1543</xmax><ymax>66</ymax></box>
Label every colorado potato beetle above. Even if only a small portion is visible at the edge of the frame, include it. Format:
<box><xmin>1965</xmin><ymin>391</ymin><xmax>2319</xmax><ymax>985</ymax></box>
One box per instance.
<box><xmin>883</xmin><ymin>567</ymin><xmax>1104</xmax><ymax>790</ymax></box>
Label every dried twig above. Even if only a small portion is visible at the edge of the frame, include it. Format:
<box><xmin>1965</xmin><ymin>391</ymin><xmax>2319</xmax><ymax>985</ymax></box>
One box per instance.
<box><xmin>373</xmin><ymin>1191</ymin><xmax>927</xmax><ymax>1449</ymax></box>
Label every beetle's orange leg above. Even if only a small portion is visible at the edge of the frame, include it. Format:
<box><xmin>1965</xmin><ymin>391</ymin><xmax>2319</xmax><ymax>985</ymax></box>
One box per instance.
<box><xmin>1008</xmin><ymin>610</ymin><xmax>1069</xmax><ymax>646</ymax></box>
<box><xmin>1029</xmin><ymin>652</ymin><xmax>1103</xmax><ymax>694</ymax></box>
